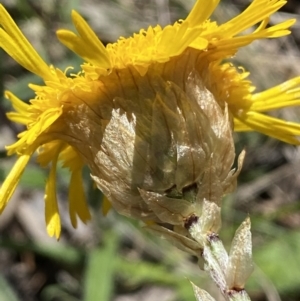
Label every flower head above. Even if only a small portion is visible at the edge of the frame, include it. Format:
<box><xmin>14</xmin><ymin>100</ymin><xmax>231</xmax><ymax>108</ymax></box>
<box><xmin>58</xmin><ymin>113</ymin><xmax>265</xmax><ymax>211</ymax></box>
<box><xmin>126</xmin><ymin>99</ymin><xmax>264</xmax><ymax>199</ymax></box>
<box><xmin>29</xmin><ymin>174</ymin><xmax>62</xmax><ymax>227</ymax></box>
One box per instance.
<box><xmin>1</xmin><ymin>0</ymin><xmax>300</xmax><ymax>239</ymax></box>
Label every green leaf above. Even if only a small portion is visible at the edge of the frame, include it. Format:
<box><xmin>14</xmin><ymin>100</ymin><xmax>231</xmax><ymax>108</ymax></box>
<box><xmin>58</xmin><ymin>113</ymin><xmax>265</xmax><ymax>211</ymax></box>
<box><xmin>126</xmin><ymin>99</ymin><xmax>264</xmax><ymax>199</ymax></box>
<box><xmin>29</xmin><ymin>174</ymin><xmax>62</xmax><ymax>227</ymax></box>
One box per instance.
<box><xmin>83</xmin><ymin>231</ymin><xmax>119</xmax><ymax>301</ymax></box>
<box><xmin>0</xmin><ymin>238</ymin><xmax>84</xmax><ymax>267</ymax></box>
<box><xmin>40</xmin><ymin>285</ymin><xmax>80</xmax><ymax>301</ymax></box>
<box><xmin>253</xmin><ymin>230</ymin><xmax>300</xmax><ymax>293</ymax></box>
<box><xmin>0</xmin><ymin>275</ymin><xmax>20</xmax><ymax>301</ymax></box>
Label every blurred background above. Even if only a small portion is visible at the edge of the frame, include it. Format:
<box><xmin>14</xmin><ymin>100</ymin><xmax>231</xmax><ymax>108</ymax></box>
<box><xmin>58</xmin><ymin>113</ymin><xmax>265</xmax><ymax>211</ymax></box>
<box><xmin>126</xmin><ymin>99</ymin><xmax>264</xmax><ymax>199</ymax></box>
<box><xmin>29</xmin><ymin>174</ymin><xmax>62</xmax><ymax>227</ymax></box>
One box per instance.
<box><xmin>1</xmin><ymin>0</ymin><xmax>300</xmax><ymax>300</ymax></box>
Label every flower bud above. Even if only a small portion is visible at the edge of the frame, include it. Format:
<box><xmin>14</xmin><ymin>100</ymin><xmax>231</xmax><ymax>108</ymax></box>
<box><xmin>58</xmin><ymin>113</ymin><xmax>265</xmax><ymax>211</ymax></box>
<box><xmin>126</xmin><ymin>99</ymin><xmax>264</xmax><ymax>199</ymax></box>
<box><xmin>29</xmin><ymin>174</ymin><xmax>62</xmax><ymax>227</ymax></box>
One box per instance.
<box><xmin>60</xmin><ymin>56</ymin><xmax>245</xmax><ymax>246</ymax></box>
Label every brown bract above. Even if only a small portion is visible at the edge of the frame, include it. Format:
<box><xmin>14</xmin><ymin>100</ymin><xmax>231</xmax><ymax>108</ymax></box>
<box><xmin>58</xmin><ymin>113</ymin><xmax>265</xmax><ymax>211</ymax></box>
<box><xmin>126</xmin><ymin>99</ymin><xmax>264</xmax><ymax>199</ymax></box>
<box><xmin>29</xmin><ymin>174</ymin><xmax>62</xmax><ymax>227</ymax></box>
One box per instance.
<box><xmin>55</xmin><ymin>50</ymin><xmax>244</xmax><ymax>251</ymax></box>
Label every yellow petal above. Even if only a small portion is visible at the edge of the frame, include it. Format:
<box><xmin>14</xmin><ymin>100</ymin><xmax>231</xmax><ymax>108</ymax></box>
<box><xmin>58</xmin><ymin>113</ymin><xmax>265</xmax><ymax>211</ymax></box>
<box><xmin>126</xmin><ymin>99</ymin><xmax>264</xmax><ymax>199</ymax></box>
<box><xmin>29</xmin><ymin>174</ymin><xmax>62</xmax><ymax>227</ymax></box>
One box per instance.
<box><xmin>0</xmin><ymin>154</ymin><xmax>31</xmax><ymax>213</ymax></box>
<box><xmin>45</xmin><ymin>154</ymin><xmax>61</xmax><ymax>239</ymax></box>
<box><xmin>233</xmin><ymin>119</ymin><xmax>253</xmax><ymax>132</ymax></box>
<box><xmin>5</xmin><ymin>91</ymin><xmax>29</xmax><ymax>114</ymax></box>
<box><xmin>186</xmin><ymin>0</ymin><xmax>220</xmax><ymax>27</ymax></box>
<box><xmin>6</xmin><ymin>112</ymin><xmax>31</xmax><ymax>125</ymax></box>
<box><xmin>219</xmin><ymin>0</ymin><xmax>288</xmax><ymax>37</ymax></box>
<box><xmin>56</xmin><ymin>10</ymin><xmax>111</xmax><ymax>69</ymax></box>
<box><xmin>102</xmin><ymin>196</ymin><xmax>112</xmax><ymax>216</ymax></box>
<box><xmin>5</xmin><ymin>91</ymin><xmax>31</xmax><ymax>125</ymax></box>
<box><xmin>251</xmin><ymin>76</ymin><xmax>300</xmax><ymax>111</ymax></box>
<box><xmin>159</xmin><ymin>21</ymin><xmax>208</xmax><ymax>56</ymax></box>
<box><xmin>6</xmin><ymin>106</ymin><xmax>63</xmax><ymax>155</ymax></box>
<box><xmin>68</xmin><ymin>169</ymin><xmax>91</xmax><ymax>228</ymax></box>
<box><xmin>237</xmin><ymin>112</ymin><xmax>300</xmax><ymax>144</ymax></box>
<box><xmin>0</xmin><ymin>5</ymin><xmax>54</xmax><ymax>81</ymax></box>
<box><xmin>37</xmin><ymin>142</ymin><xmax>65</xmax><ymax>167</ymax></box>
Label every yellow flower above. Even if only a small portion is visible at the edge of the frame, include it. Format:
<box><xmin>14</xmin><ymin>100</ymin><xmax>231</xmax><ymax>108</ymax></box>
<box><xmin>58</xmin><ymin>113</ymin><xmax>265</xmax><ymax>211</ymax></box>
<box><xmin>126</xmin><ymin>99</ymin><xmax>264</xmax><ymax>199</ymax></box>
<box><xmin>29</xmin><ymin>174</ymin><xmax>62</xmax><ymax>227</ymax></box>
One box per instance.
<box><xmin>0</xmin><ymin>0</ymin><xmax>300</xmax><ymax>238</ymax></box>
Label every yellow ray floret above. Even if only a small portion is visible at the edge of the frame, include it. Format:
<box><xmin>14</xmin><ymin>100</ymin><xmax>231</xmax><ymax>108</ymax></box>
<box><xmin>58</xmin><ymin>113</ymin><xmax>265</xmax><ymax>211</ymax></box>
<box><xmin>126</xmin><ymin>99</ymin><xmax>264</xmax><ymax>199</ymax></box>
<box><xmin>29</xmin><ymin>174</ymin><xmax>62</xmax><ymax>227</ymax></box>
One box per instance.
<box><xmin>0</xmin><ymin>155</ymin><xmax>31</xmax><ymax>213</ymax></box>
<box><xmin>57</xmin><ymin>10</ymin><xmax>111</xmax><ymax>72</ymax></box>
<box><xmin>44</xmin><ymin>143</ymin><xmax>62</xmax><ymax>239</ymax></box>
<box><xmin>233</xmin><ymin>76</ymin><xmax>300</xmax><ymax>143</ymax></box>
<box><xmin>0</xmin><ymin>0</ymin><xmax>299</xmax><ymax>238</ymax></box>
<box><xmin>0</xmin><ymin>5</ymin><xmax>56</xmax><ymax>81</ymax></box>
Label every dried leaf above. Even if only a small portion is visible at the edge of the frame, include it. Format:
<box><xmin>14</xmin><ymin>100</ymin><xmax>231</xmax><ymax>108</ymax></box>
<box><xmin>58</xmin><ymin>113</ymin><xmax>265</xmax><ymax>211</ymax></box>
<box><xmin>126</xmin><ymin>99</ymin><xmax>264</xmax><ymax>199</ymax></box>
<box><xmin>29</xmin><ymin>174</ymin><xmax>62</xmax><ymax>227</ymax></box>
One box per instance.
<box><xmin>208</xmin><ymin>235</ymin><xmax>228</xmax><ymax>272</ymax></box>
<box><xmin>225</xmin><ymin>217</ymin><xmax>254</xmax><ymax>289</ymax></box>
<box><xmin>146</xmin><ymin>224</ymin><xmax>201</xmax><ymax>257</ymax></box>
<box><xmin>191</xmin><ymin>282</ymin><xmax>216</xmax><ymax>301</ymax></box>
<box><xmin>203</xmin><ymin>244</ymin><xmax>227</xmax><ymax>292</ymax></box>
<box><xmin>139</xmin><ymin>189</ymin><xmax>194</xmax><ymax>225</ymax></box>
<box><xmin>199</xmin><ymin>199</ymin><xmax>222</xmax><ymax>234</ymax></box>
